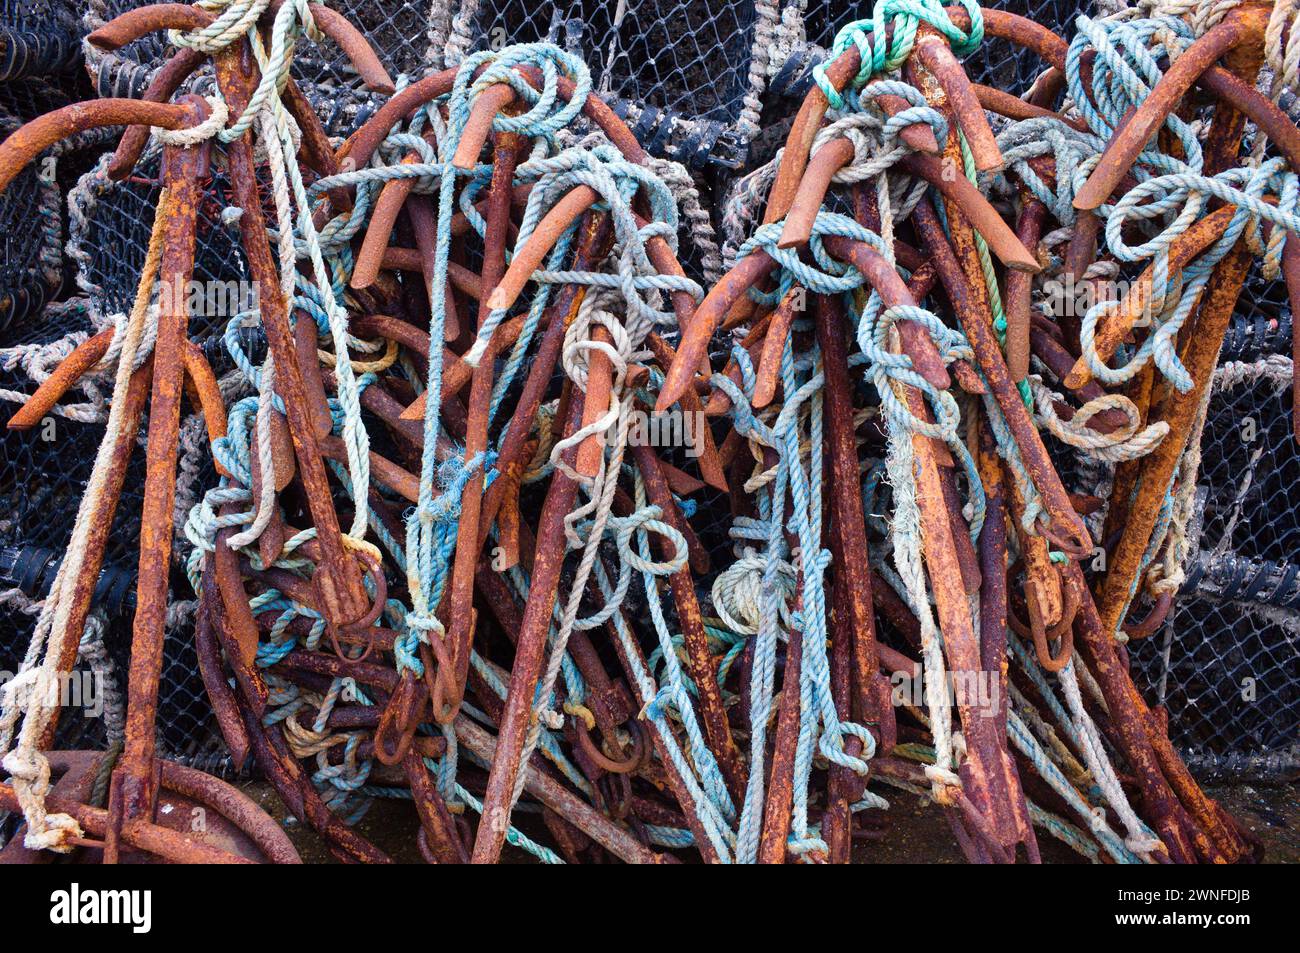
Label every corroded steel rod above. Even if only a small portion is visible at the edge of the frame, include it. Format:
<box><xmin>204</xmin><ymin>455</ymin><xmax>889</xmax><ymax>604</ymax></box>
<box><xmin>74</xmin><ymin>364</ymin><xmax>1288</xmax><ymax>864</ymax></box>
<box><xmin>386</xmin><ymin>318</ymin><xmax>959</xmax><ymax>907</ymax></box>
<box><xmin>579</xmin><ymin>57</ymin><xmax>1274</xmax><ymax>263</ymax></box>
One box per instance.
<box><xmin>438</xmin><ymin>127</ymin><xmax>521</xmax><ymax>723</ymax></box>
<box><xmin>213</xmin><ymin>42</ymin><xmax>371</xmax><ymax>633</ymax></box>
<box><xmin>631</xmin><ymin>440</ymin><xmax>747</xmax><ymax>801</ymax></box>
<box><xmin>471</xmin><ymin>392</ymin><xmax>585</xmax><ymax>864</ymax></box>
<box><xmin>104</xmin><ymin>102</ymin><xmax>208</xmax><ymax>863</ymax></box>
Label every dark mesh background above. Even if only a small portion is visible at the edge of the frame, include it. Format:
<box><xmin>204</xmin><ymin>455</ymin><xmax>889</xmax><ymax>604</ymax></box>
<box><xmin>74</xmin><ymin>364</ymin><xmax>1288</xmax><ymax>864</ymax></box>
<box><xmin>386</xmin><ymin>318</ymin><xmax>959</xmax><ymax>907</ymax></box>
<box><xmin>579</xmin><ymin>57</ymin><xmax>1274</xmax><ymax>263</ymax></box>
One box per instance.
<box><xmin>0</xmin><ymin>305</ymin><xmax>220</xmax><ymax>761</ymax></box>
<box><xmin>1127</xmin><ymin>308</ymin><xmax>1300</xmax><ymax>780</ymax></box>
<box><xmin>17</xmin><ymin>0</ymin><xmax>1292</xmax><ymax>784</ymax></box>
<box><xmin>1194</xmin><ymin>368</ymin><xmax>1298</xmax><ymax>565</ymax></box>
<box><xmin>460</xmin><ymin>0</ymin><xmax>757</xmax><ymax>165</ymax></box>
<box><xmin>86</xmin><ymin>0</ymin><xmax>171</xmax><ymax>98</ymax></box>
<box><xmin>88</xmin><ymin>0</ymin><xmax>760</xmax><ymax>167</ymax></box>
<box><xmin>1128</xmin><ymin>573</ymin><xmax>1300</xmax><ymax>779</ymax></box>
<box><xmin>0</xmin><ymin>80</ymin><xmax>71</xmax><ymax>333</ymax></box>
<box><xmin>77</xmin><ymin>150</ymin><xmax>252</xmax><ymax>345</ymax></box>
<box><xmin>1</xmin><ymin>0</ymin><xmax>82</xmax><ymax>80</ymax></box>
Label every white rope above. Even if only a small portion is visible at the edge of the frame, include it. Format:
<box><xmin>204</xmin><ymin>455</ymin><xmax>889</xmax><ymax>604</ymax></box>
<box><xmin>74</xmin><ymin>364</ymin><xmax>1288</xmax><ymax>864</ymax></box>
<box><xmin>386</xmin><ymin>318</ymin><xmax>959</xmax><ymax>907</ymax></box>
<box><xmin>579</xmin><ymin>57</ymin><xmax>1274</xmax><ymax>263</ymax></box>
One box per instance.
<box><xmin>884</xmin><ymin>365</ymin><xmax>959</xmax><ymax>801</ymax></box>
<box><xmin>444</xmin><ymin>0</ymin><xmax>482</xmax><ymax>67</ymax></box>
<box><xmin>1058</xmin><ymin>661</ymin><xmax>1163</xmax><ymax>857</ymax></box>
<box><xmin>0</xmin><ymin>190</ymin><xmax>169</xmax><ymax>853</ymax></box>
<box><xmin>1030</xmin><ymin>375</ymin><xmax>1170</xmax><ymax>462</ymax></box>
<box><xmin>152</xmin><ymin>95</ymin><xmax>230</xmax><ymax>147</ymax></box>
<box><xmin>648</xmin><ymin>156</ymin><xmax>725</xmax><ymax>287</ymax></box>
<box><xmin>224</xmin><ymin>85</ymin><xmax>299</xmax><ymax>551</ymax></box>
<box><xmin>506</xmin><ymin>292</ymin><xmax>637</xmax><ymax>813</ymax></box>
<box><xmin>737</xmin><ymin>0</ymin><xmax>782</xmax><ymax>143</ymax></box>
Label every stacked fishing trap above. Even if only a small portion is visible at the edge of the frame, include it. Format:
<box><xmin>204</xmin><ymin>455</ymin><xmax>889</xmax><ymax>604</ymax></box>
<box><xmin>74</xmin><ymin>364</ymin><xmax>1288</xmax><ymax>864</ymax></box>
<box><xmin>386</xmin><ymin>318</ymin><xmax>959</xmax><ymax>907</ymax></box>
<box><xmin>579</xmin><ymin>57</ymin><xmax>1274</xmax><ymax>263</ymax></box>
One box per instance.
<box><xmin>0</xmin><ymin>0</ymin><xmax>1295</xmax><ymax>864</ymax></box>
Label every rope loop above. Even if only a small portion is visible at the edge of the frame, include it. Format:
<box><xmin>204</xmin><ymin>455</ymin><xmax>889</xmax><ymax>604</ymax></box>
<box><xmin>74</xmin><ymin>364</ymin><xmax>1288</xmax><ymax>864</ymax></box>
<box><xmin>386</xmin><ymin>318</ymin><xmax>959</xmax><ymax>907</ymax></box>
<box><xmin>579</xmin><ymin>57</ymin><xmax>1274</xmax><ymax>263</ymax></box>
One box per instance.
<box><xmin>813</xmin><ymin>0</ymin><xmax>984</xmax><ymax>108</ymax></box>
<box><xmin>451</xmin><ymin>43</ymin><xmax>592</xmax><ymax>146</ymax></box>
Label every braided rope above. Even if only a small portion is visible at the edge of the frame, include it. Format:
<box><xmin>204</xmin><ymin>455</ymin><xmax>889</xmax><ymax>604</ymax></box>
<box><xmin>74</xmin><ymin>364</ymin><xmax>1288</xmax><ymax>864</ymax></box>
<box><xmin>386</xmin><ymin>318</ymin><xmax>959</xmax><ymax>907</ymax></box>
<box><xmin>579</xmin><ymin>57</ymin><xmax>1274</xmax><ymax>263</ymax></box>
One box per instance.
<box><xmin>811</xmin><ymin>0</ymin><xmax>984</xmax><ymax>110</ymax></box>
<box><xmin>0</xmin><ymin>188</ymin><xmax>170</xmax><ymax>852</ymax></box>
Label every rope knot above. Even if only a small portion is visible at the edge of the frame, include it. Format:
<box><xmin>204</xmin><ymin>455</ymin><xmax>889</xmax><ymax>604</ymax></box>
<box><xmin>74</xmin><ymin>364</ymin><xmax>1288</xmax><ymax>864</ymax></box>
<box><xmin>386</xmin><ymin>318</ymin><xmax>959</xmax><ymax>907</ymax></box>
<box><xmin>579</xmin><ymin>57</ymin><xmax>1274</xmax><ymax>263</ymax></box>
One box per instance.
<box><xmin>153</xmin><ymin>94</ymin><xmax>230</xmax><ymax>147</ymax></box>
<box><xmin>923</xmin><ymin>763</ymin><xmax>963</xmax><ymax>804</ymax></box>
<box><xmin>2</xmin><ymin>749</ymin><xmax>84</xmax><ymax>853</ymax></box>
<box><xmin>454</xmin><ymin>43</ymin><xmax>593</xmax><ymax>144</ymax></box>
<box><xmin>170</xmin><ymin>0</ymin><xmax>271</xmax><ymax>54</ymax></box>
<box><xmin>812</xmin><ymin>0</ymin><xmax>984</xmax><ymax>108</ymax></box>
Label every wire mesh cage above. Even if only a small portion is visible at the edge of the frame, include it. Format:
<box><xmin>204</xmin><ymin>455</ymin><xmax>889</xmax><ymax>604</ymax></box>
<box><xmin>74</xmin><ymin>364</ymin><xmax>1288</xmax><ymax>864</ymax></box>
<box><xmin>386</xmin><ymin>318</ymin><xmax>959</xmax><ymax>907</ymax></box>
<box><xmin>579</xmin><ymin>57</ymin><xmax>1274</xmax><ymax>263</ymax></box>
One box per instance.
<box><xmin>69</xmin><ymin>148</ymin><xmax>254</xmax><ymax>346</ymax></box>
<box><xmin>1128</xmin><ymin>564</ymin><xmax>1300</xmax><ymax>779</ymax></box>
<box><xmin>0</xmin><ymin>77</ymin><xmax>94</xmax><ymax>334</ymax></box>
<box><xmin>0</xmin><ymin>148</ymin><xmax>263</xmax><ymax>768</ymax></box>
<box><xmin>1</xmin><ymin>0</ymin><xmax>83</xmax><ymax>81</ymax></box>
<box><xmin>0</xmin><ymin>0</ymin><xmax>1289</xmax><ymax>791</ymax></box>
<box><xmin>1127</xmin><ymin>325</ymin><xmax>1300</xmax><ymax>781</ymax></box>
<box><xmin>84</xmin><ymin>0</ymin><xmax>171</xmax><ymax>98</ymax></box>
<box><xmin>0</xmin><ymin>301</ymin><xmax>222</xmax><ymax>764</ymax></box>
<box><xmin>85</xmin><ymin>0</ymin><xmax>767</xmax><ymax>167</ymax></box>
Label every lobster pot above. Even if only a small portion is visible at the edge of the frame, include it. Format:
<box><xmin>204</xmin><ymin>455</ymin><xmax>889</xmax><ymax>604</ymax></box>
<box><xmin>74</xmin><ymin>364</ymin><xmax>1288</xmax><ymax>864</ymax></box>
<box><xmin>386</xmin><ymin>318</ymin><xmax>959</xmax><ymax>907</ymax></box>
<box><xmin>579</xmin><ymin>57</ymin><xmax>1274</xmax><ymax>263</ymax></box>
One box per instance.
<box><xmin>0</xmin><ymin>81</ymin><xmax>76</xmax><ymax>337</ymax></box>
<box><xmin>84</xmin><ymin>0</ymin><xmax>765</xmax><ymax>167</ymax></box>
<box><xmin>1</xmin><ymin>0</ymin><xmax>82</xmax><ymax>81</ymax></box>
<box><xmin>83</xmin><ymin>0</ymin><xmax>170</xmax><ymax>99</ymax></box>
<box><xmin>1128</xmin><ymin>314</ymin><xmax>1300</xmax><ymax>781</ymax></box>
<box><xmin>69</xmin><ymin>147</ymin><xmax>255</xmax><ymax>352</ymax></box>
<box><xmin>0</xmin><ymin>303</ymin><xmax>224</xmax><ymax>765</ymax></box>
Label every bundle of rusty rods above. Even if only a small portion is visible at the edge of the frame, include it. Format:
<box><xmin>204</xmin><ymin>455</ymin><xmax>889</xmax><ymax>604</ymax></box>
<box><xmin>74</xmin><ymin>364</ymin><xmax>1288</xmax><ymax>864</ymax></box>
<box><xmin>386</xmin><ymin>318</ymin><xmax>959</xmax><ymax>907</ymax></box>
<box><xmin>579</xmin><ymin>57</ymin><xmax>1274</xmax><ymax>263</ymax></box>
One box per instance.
<box><xmin>0</xmin><ymin>0</ymin><xmax>1293</xmax><ymax>863</ymax></box>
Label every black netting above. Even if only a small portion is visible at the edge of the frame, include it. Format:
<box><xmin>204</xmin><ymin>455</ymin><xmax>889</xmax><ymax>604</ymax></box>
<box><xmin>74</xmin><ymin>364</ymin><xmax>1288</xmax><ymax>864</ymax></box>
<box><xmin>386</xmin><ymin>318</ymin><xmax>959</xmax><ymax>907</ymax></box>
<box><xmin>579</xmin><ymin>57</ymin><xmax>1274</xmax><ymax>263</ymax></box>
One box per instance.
<box><xmin>0</xmin><ymin>304</ymin><xmax>222</xmax><ymax>762</ymax></box>
<box><xmin>458</xmin><ymin>0</ymin><xmax>758</xmax><ymax>166</ymax></box>
<box><xmin>1195</xmin><ymin>367</ymin><xmax>1298</xmax><ymax>565</ymax></box>
<box><xmin>1128</xmin><ymin>568</ymin><xmax>1300</xmax><ymax>780</ymax></box>
<box><xmin>86</xmin><ymin>0</ymin><xmax>760</xmax><ymax>167</ymax></box>
<box><xmin>1126</xmin><ymin>307</ymin><xmax>1300</xmax><ymax>779</ymax></box>
<box><xmin>0</xmin><ymin>80</ymin><xmax>69</xmax><ymax>333</ymax></box>
<box><xmin>1</xmin><ymin>0</ymin><xmax>82</xmax><ymax>80</ymax></box>
<box><xmin>73</xmin><ymin>149</ymin><xmax>253</xmax><ymax>347</ymax></box>
<box><xmin>85</xmin><ymin>0</ymin><xmax>171</xmax><ymax>98</ymax></box>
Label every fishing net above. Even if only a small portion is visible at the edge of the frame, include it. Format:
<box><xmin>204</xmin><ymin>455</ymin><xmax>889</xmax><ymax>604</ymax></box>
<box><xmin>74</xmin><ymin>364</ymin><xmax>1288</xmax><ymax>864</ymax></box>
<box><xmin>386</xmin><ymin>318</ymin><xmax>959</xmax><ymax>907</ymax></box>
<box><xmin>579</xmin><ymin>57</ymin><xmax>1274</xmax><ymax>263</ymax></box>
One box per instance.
<box><xmin>0</xmin><ymin>0</ymin><xmax>107</xmax><ymax>330</ymax></box>
<box><xmin>1126</xmin><ymin>317</ymin><xmax>1300</xmax><ymax>781</ymax></box>
<box><xmin>1</xmin><ymin>0</ymin><xmax>82</xmax><ymax>81</ymax></box>
<box><xmin>84</xmin><ymin>0</ymin><xmax>763</xmax><ymax>166</ymax></box>
<box><xmin>80</xmin><ymin>0</ymin><xmax>1090</xmax><ymax>171</ymax></box>
<box><xmin>0</xmin><ymin>1</ymin><xmax>1279</xmax><ymax>833</ymax></box>
<box><xmin>0</xmin><ymin>299</ymin><xmax>228</xmax><ymax>767</ymax></box>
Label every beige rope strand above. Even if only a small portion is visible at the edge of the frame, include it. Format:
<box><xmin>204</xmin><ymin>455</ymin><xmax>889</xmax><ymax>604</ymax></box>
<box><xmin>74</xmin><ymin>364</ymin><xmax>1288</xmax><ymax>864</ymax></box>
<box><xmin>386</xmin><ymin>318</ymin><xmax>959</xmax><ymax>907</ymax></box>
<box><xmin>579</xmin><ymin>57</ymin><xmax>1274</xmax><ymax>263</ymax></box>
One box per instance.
<box><xmin>0</xmin><ymin>190</ymin><xmax>172</xmax><ymax>852</ymax></box>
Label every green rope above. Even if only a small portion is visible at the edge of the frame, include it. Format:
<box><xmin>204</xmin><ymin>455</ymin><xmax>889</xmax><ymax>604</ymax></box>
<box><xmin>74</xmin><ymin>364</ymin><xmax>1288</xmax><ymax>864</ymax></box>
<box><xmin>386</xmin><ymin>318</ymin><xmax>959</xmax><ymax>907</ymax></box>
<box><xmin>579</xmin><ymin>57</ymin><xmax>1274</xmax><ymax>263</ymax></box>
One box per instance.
<box><xmin>812</xmin><ymin>0</ymin><xmax>984</xmax><ymax>109</ymax></box>
<box><xmin>958</xmin><ymin>132</ymin><xmax>1034</xmax><ymax>409</ymax></box>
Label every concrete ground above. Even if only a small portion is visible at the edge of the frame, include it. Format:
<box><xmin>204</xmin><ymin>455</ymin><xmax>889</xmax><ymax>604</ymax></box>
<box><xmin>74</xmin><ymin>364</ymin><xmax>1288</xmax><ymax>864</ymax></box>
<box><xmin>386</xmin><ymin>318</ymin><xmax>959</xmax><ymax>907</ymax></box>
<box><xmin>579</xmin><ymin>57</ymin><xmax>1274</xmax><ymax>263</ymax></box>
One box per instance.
<box><xmin>240</xmin><ymin>779</ymin><xmax>1300</xmax><ymax>863</ymax></box>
